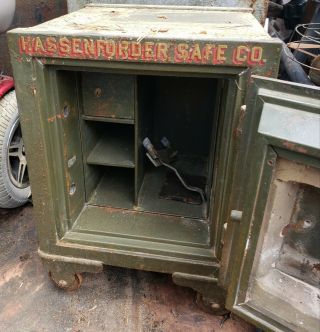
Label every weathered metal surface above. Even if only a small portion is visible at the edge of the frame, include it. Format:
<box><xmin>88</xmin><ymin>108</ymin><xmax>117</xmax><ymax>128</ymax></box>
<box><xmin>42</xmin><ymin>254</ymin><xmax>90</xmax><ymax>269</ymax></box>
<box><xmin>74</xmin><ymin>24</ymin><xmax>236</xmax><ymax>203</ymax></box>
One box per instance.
<box><xmin>67</xmin><ymin>0</ymin><xmax>269</xmax><ymax>24</ymax></box>
<box><xmin>243</xmin><ymin>160</ymin><xmax>320</xmax><ymax>331</ymax></box>
<box><xmin>0</xmin><ymin>205</ymin><xmax>255</xmax><ymax>332</ymax></box>
<box><xmin>224</xmin><ymin>76</ymin><xmax>320</xmax><ymax>331</ymax></box>
<box><xmin>277</xmin><ymin>182</ymin><xmax>320</xmax><ymax>287</ymax></box>
<box><xmin>82</xmin><ymin>72</ymin><xmax>135</xmax><ymax>119</ymax></box>
<box><xmin>0</xmin><ymin>0</ymin><xmax>67</xmax><ymax>75</ymax></box>
<box><xmin>258</xmin><ymin>101</ymin><xmax>320</xmax><ymax>149</ymax></box>
<box><xmin>10</xmin><ymin>5</ymin><xmax>281</xmax><ymax>76</ymax></box>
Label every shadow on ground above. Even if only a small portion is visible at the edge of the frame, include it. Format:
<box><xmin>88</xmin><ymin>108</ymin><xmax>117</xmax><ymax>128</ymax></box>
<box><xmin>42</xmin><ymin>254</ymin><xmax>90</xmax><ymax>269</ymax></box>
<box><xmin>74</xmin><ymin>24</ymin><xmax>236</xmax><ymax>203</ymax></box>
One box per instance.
<box><xmin>0</xmin><ymin>205</ymin><xmax>254</xmax><ymax>332</ymax></box>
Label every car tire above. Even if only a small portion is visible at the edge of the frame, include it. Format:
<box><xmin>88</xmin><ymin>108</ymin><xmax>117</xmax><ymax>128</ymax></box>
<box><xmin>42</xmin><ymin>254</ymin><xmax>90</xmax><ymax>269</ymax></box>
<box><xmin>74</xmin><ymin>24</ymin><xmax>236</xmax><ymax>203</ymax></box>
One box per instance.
<box><xmin>0</xmin><ymin>90</ymin><xmax>31</xmax><ymax>208</ymax></box>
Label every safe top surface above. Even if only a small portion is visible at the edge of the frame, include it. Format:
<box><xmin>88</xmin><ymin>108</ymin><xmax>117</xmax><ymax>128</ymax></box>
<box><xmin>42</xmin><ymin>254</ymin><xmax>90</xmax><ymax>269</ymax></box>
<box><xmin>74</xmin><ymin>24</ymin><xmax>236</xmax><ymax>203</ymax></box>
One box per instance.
<box><xmin>14</xmin><ymin>4</ymin><xmax>271</xmax><ymax>42</ymax></box>
<box><xmin>10</xmin><ymin>4</ymin><xmax>281</xmax><ymax>74</ymax></box>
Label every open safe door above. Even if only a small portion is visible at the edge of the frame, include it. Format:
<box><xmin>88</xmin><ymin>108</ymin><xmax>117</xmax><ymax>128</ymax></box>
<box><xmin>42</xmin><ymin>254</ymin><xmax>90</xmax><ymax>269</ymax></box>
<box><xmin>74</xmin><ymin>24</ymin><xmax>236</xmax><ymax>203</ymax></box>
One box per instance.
<box><xmin>224</xmin><ymin>76</ymin><xmax>320</xmax><ymax>331</ymax></box>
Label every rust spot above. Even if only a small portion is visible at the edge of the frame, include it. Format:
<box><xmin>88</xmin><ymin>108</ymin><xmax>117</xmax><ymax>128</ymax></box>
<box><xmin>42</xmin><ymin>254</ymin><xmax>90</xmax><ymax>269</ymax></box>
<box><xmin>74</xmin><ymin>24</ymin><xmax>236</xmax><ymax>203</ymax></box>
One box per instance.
<box><xmin>157</xmin><ymin>15</ymin><xmax>168</xmax><ymax>20</ymax></box>
<box><xmin>281</xmin><ymin>218</ymin><xmax>313</xmax><ymax>237</ymax></box>
<box><xmin>268</xmin><ymin>159</ymin><xmax>275</xmax><ymax>167</ymax></box>
<box><xmin>264</xmin><ymin>70</ymin><xmax>273</xmax><ymax>77</ymax></box>
<box><xmin>312</xmin><ymin>263</ymin><xmax>320</xmax><ymax>271</ymax></box>
<box><xmin>103</xmin><ymin>206</ymin><xmax>123</xmax><ymax>214</ymax></box>
<box><xmin>47</xmin><ymin>110</ymin><xmax>67</xmax><ymax>123</ymax></box>
<box><xmin>282</xmin><ymin>141</ymin><xmax>308</xmax><ymax>154</ymax></box>
<box><xmin>199</xmin><ymin>31</ymin><xmax>207</xmax><ymax>35</ymax></box>
<box><xmin>249</xmin><ymin>0</ymin><xmax>257</xmax><ymax>12</ymax></box>
<box><xmin>47</xmin><ymin>116</ymin><xmax>56</xmax><ymax>123</ymax></box>
<box><xmin>281</xmin><ymin>224</ymin><xmax>293</xmax><ymax>236</ymax></box>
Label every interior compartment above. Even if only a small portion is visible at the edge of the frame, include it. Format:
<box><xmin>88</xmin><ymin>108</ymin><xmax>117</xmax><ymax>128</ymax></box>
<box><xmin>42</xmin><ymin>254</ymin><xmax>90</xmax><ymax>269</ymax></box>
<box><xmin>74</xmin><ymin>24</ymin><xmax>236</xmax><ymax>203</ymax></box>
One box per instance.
<box><xmin>136</xmin><ymin>76</ymin><xmax>218</xmax><ymax>219</ymax></box>
<box><xmin>87</xmin><ymin>166</ymin><xmax>135</xmax><ymax>209</ymax></box>
<box><xmin>81</xmin><ymin>72</ymin><xmax>135</xmax><ymax>122</ymax></box>
<box><xmin>79</xmin><ymin>72</ymin><xmax>220</xmax><ymax>220</ymax></box>
<box><xmin>86</xmin><ymin>123</ymin><xmax>135</xmax><ymax>168</ymax></box>
<box><xmin>81</xmin><ymin>120</ymin><xmax>135</xmax><ymax>209</ymax></box>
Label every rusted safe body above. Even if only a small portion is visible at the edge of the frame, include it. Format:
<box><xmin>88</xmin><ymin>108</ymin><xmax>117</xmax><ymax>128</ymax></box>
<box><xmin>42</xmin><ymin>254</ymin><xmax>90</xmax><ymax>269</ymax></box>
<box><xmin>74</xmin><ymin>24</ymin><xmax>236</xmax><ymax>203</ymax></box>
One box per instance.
<box><xmin>8</xmin><ymin>4</ymin><xmax>320</xmax><ymax>331</ymax></box>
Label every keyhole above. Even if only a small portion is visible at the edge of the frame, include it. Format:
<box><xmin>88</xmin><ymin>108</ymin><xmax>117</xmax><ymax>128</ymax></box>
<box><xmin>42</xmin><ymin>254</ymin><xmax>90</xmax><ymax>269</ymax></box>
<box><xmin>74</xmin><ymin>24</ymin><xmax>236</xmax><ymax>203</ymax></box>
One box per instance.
<box><xmin>95</xmin><ymin>88</ymin><xmax>102</xmax><ymax>97</ymax></box>
<box><xmin>63</xmin><ymin>105</ymin><xmax>70</xmax><ymax>118</ymax></box>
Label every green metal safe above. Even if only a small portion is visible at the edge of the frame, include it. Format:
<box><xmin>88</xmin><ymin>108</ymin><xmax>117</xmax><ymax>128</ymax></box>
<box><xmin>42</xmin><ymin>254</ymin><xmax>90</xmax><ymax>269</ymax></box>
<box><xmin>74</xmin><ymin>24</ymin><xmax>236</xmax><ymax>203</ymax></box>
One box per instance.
<box><xmin>8</xmin><ymin>4</ymin><xmax>320</xmax><ymax>331</ymax></box>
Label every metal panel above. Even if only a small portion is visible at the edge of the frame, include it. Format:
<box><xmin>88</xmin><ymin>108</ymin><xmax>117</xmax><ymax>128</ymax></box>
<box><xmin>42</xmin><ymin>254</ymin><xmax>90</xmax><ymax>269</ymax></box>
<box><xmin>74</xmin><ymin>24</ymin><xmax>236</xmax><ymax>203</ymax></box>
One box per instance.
<box><xmin>224</xmin><ymin>76</ymin><xmax>320</xmax><ymax>332</ymax></box>
<box><xmin>258</xmin><ymin>103</ymin><xmax>320</xmax><ymax>149</ymax></box>
<box><xmin>67</xmin><ymin>0</ymin><xmax>268</xmax><ymax>24</ymax></box>
<box><xmin>81</xmin><ymin>72</ymin><xmax>135</xmax><ymax>120</ymax></box>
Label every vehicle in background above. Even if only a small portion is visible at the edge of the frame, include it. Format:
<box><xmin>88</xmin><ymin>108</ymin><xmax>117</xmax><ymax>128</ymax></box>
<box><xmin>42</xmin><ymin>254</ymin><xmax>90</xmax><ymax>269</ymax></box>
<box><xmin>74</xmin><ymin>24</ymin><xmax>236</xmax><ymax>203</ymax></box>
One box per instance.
<box><xmin>0</xmin><ymin>0</ymin><xmax>67</xmax><ymax>208</ymax></box>
<box><xmin>0</xmin><ymin>0</ymin><xmax>31</xmax><ymax>208</ymax></box>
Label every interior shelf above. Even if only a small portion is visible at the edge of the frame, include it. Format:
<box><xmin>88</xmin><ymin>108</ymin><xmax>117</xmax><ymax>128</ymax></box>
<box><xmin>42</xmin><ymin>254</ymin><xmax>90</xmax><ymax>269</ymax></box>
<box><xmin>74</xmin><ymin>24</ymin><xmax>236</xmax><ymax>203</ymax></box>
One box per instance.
<box><xmin>87</xmin><ymin>130</ymin><xmax>135</xmax><ymax>168</ymax></box>
<box><xmin>82</xmin><ymin>115</ymin><xmax>134</xmax><ymax>125</ymax></box>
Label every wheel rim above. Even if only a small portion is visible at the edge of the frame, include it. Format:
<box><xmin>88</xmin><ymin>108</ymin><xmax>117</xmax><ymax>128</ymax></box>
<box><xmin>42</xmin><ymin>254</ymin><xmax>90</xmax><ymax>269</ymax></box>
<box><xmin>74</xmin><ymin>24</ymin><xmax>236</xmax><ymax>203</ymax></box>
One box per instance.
<box><xmin>7</xmin><ymin>118</ymin><xmax>29</xmax><ymax>189</ymax></box>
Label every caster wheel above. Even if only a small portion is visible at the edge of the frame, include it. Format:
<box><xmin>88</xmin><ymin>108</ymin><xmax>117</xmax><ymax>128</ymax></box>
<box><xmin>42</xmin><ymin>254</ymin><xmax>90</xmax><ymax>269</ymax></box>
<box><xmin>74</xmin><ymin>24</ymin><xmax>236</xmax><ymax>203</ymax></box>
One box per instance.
<box><xmin>49</xmin><ymin>271</ymin><xmax>83</xmax><ymax>291</ymax></box>
<box><xmin>196</xmin><ymin>292</ymin><xmax>229</xmax><ymax>316</ymax></box>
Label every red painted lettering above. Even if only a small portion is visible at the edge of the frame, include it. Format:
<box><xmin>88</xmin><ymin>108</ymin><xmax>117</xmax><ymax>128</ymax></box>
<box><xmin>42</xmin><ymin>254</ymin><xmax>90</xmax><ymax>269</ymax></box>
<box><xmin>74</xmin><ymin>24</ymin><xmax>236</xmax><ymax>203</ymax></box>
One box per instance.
<box><xmin>58</xmin><ymin>37</ymin><xmax>71</xmax><ymax>56</ymax></box>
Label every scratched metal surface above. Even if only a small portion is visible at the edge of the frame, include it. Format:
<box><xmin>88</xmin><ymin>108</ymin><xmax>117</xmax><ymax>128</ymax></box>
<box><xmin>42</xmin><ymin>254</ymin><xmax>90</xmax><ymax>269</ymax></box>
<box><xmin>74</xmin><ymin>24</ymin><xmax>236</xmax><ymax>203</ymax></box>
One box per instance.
<box><xmin>0</xmin><ymin>205</ymin><xmax>255</xmax><ymax>332</ymax></box>
<box><xmin>16</xmin><ymin>5</ymin><xmax>270</xmax><ymax>41</ymax></box>
<box><xmin>67</xmin><ymin>0</ymin><xmax>268</xmax><ymax>24</ymax></box>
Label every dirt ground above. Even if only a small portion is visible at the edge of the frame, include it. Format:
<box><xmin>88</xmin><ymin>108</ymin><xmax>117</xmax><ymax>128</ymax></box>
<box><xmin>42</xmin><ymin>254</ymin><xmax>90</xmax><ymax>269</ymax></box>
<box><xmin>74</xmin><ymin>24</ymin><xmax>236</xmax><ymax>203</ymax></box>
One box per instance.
<box><xmin>0</xmin><ymin>205</ymin><xmax>255</xmax><ymax>332</ymax></box>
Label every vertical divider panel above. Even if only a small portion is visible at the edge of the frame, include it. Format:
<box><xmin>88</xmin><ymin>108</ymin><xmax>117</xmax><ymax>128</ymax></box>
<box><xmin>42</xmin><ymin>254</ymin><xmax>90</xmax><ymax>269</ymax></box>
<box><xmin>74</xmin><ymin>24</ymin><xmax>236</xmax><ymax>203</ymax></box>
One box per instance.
<box><xmin>206</xmin><ymin>79</ymin><xmax>225</xmax><ymax>202</ymax></box>
<box><xmin>135</xmin><ymin>76</ymin><xmax>152</xmax><ymax>205</ymax></box>
<box><xmin>134</xmin><ymin>76</ymin><xmax>141</xmax><ymax>205</ymax></box>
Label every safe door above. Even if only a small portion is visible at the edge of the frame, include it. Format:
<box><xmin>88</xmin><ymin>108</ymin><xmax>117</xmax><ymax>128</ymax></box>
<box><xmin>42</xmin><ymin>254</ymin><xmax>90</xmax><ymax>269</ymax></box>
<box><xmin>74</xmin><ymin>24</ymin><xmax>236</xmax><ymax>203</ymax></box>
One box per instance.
<box><xmin>224</xmin><ymin>76</ymin><xmax>320</xmax><ymax>331</ymax></box>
